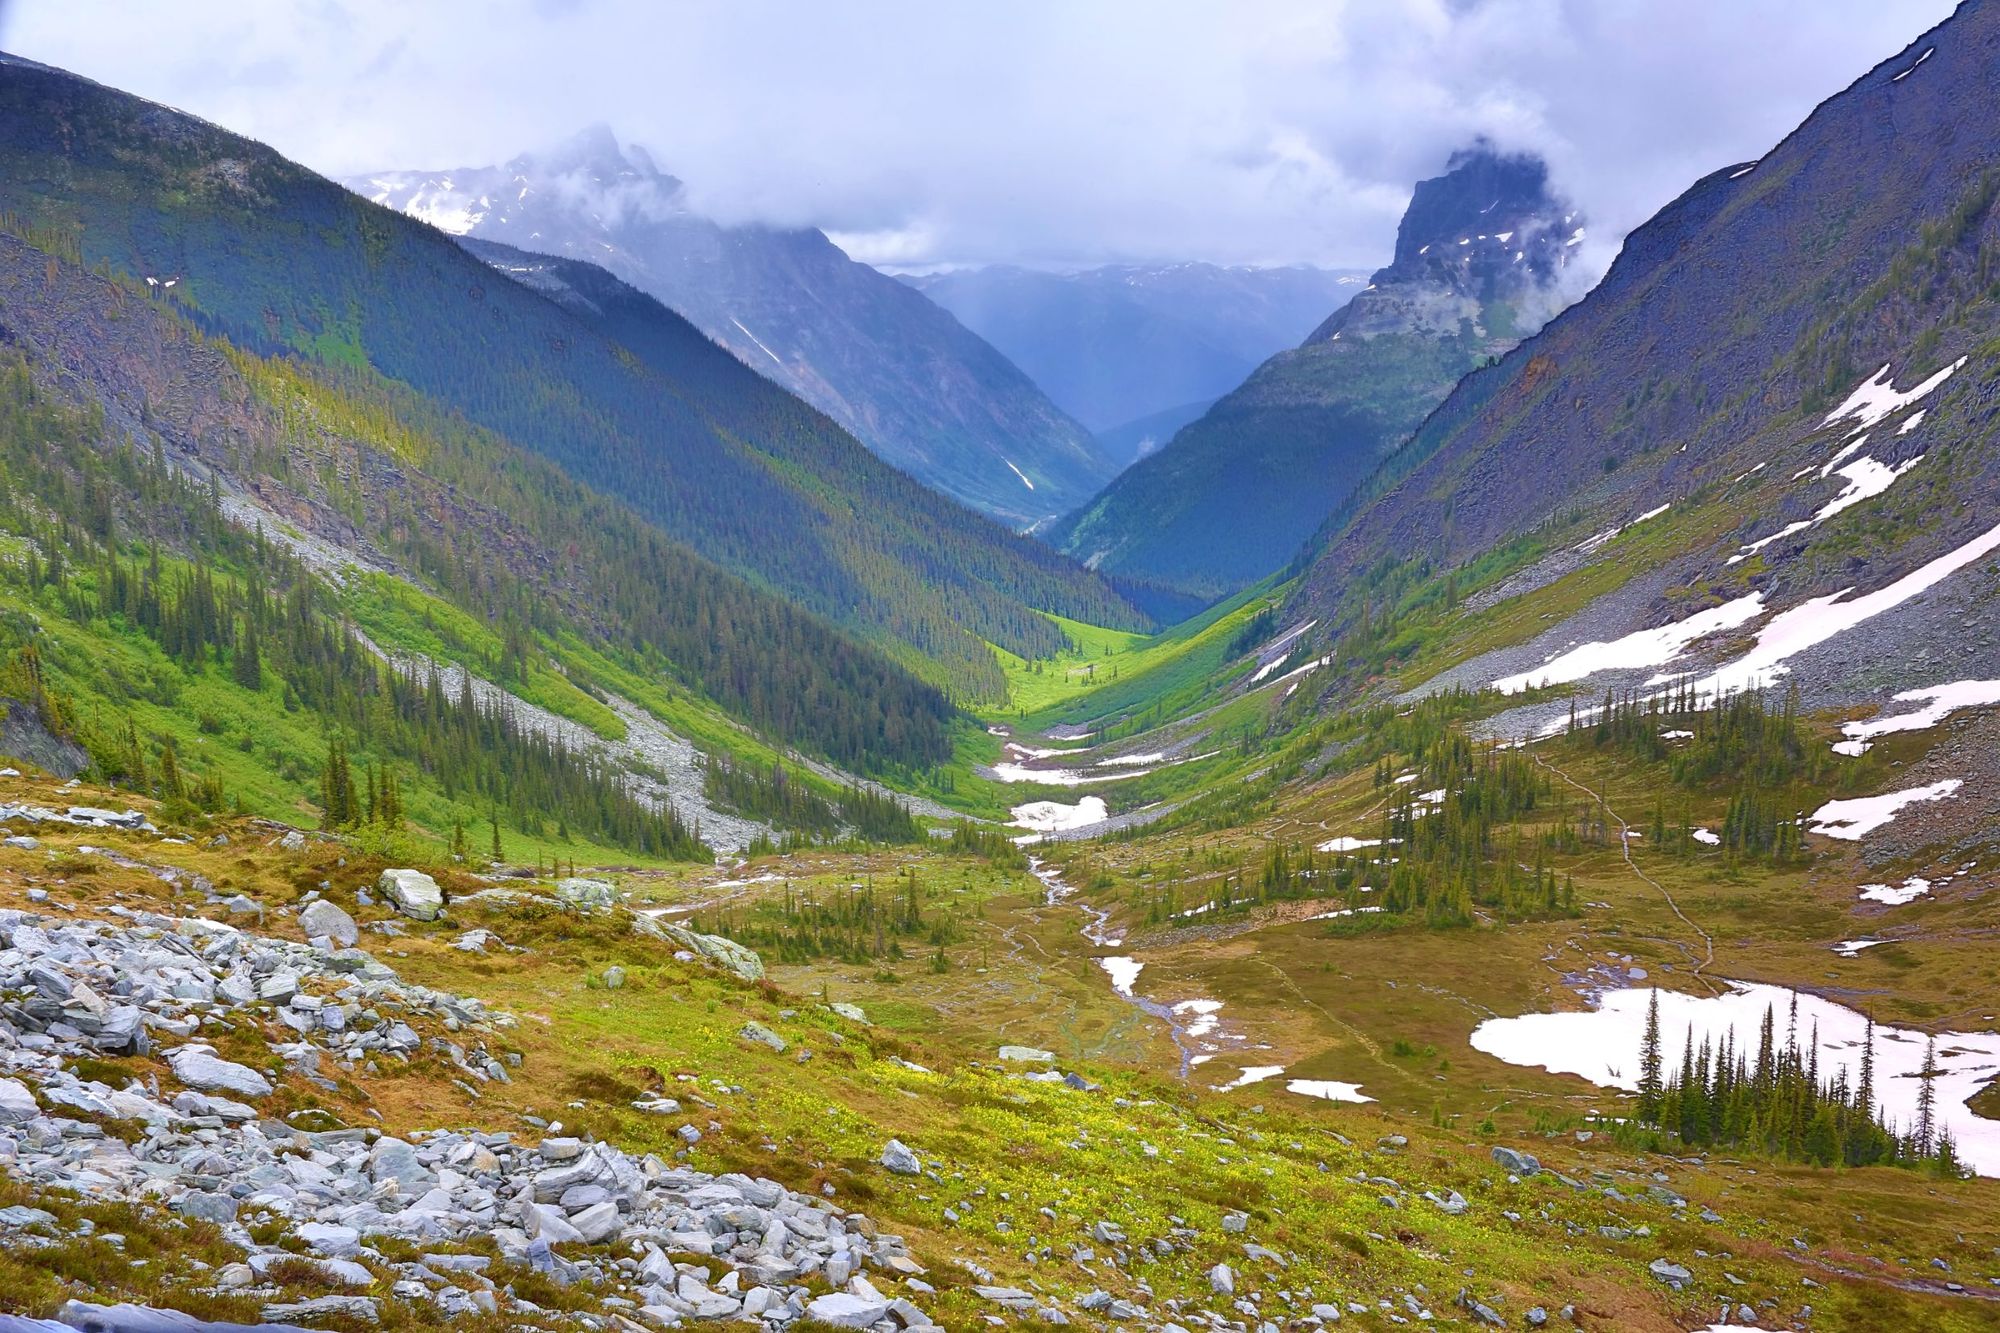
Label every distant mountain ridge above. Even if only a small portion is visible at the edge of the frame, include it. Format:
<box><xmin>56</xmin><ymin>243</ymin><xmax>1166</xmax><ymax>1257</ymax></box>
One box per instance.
<box><xmin>1050</xmin><ymin>146</ymin><xmax>1582</xmax><ymax>606</ymax></box>
<box><xmin>907</xmin><ymin>262</ymin><xmax>1366</xmax><ymax>445</ymax></box>
<box><xmin>349</xmin><ymin>128</ymin><xmax>1112</xmax><ymax>527</ymax></box>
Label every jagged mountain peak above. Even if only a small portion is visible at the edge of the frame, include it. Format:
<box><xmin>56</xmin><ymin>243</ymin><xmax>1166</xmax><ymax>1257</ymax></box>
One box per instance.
<box><xmin>1310</xmin><ymin>142</ymin><xmax>1580</xmax><ymax>344</ymax></box>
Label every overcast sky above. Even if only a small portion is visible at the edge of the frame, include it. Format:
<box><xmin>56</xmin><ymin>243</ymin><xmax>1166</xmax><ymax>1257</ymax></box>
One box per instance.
<box><xmin>0</xmin><ymin>0</ymin><xmax>1958</xmax><ymax>274</ymax></box>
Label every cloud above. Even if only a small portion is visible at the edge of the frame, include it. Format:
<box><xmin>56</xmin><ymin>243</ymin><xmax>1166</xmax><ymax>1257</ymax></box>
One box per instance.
<box><xmin>0</xmin><ymin>0</ymin><xmax>1956</xmax><ymax>272</ymax></box>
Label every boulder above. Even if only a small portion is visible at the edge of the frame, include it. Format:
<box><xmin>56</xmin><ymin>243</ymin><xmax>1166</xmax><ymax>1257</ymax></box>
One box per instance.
<box><xmin>1648</xmin><ymin>1258</ymin><xmax>1693</xmax><ymax>1290</ymax></box>
<box><xmin>1208</xmin><ymin>1263</ymin><xmax>1234</xmax><ymax>1295</ymax></box>
<box><xmin>569</xmin><ymin>1200</ymin><xmax>623</xmax><ymax>1244</ymax></box>
<box><xmin>998</xmin><ymin>1045</ymin><xmax>1056</xmax><ymax>1063</ymax></box>
<box><xmin>263</xmin><ymin>1297</ymin><xmax>379</xmax><ymax>1325</ymax></box>
<box><xmin>0</xmin><ymin>1077</ymin><xmax>40</xmax><ymax>1124</ymax></box>
<box><xmin>298</xmin><ymin>899</ymin><xmax>359</xmax><ymax>947</ymax></box>
<box><xmin>168</xmin><ymin>1046</ymin><xmax>273</xmax><ymax>1099</ymax></box>
<box><xmin>806</xmin><ymin>1293</ymin><xmax>889</xmax><ymax>1329</ymax></box>
<box><xmin>634</xmin><ymin>915</ymin><xmax>765</xmax><ymax>982</ymax></box>
<box><xmin>556</xmin><ymin>878</ymin><xmax>617</xmax><ymax>911</ymax></box>
<box><xmin>880</xmin><ymin>1139</ymin><xmax>922</xmax><ymax>1175</ymax></box>
<box><xmin>1491</xmin><ymin>1145</ymin><xmax>1541</xmax><ymax>1176</ymax></box>
<box><xmin>377</xmin><ymin>869</ymin><xmax>443</xmax><ymax>921</ymax></box>
<box><xmin>740</xmin><ymin>1021</ymin><xmax>787</xmax><ymax>1053</ymax></box>
<box><xmin>177</xmin><ymin>1191</ymin><xmax>238</xmax><ymax>1224</ymax></box>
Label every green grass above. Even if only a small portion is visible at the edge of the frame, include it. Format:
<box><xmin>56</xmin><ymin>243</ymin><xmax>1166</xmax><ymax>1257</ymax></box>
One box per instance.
<box><xmin>341</xmin><ymin>573</ymin><xmax>626</xmax><ymax>742</ymax></box>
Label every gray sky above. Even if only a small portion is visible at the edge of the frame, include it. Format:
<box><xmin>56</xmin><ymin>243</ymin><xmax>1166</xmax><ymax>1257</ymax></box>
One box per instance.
<box><xmin>0</xmin><ymin>0</ymin><xmax>1957</xmax><ymax>273</ymax></box>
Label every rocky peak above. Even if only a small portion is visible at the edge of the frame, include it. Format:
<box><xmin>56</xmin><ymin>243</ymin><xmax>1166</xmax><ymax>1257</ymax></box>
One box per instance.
<box><xmin>1311</xmin><ymin>142</ymin><xmax>1580</xmax><ymax>343</ymax></box>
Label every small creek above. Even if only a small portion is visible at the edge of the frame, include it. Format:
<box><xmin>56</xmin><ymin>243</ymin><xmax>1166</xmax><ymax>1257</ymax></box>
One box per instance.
<box><xmin>1030</xmin><ymin>856</ymin><xmax>1235</xmax><ymax>1079</ymax></box>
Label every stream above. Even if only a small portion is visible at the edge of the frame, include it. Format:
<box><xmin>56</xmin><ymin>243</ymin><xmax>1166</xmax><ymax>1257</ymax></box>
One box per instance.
<box><xmin>1029</xmin><ymin>856</ymin><xmax>1226</xmax><ymax>1078</ymax></box>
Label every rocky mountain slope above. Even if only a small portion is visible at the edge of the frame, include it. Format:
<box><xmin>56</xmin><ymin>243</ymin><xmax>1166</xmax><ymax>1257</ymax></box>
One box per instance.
<box><xmin>0</xmin><ymin>55</ymin><xmax>1147</xmax><ymax>709</ymax></box>
<box><xmin>908</xmin><ymin>263</ymin><xmax>1366</xmax><ymax>448</ymax></box>
<box><xmin>349</xmin><ymin>129</ymin><xmax>1111</xmax><ymax>528</ymax></box>
<box><xmin>1051</xmin><ymin>147</ymin><xmax>1582</xmax><ymax>605</ymax></box>
<box><xmin>1284</xmin><ymin>0</ymin><xmax>2000</xmax><ymax>731</ymax></box>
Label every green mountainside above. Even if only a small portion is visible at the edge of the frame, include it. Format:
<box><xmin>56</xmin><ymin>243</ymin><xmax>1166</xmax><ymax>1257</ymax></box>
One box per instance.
<box><xmin>0</xmin><ymin>54</ymin><xmax>1147</xmax><ymax>706</ymax></box>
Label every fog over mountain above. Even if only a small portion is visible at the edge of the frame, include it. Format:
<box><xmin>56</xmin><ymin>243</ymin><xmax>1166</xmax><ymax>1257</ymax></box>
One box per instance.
<box><xmin>2</xmin><ymin>0</ymin><xmax>1955</xmax><ymax>278</ymax></box>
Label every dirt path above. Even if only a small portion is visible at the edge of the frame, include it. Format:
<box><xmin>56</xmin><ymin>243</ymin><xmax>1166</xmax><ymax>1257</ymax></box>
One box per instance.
<box><xmin>1533</xmin><ymin>752</ymin><xmax>1720</xmax><ymax>994</ymax></box>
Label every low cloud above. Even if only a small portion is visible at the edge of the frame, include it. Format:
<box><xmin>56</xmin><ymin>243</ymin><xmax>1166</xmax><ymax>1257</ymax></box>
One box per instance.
<box><xmin>1</xmin><ymin>0</ymin><xmax>1955</xmax><ymax>275</ymax></box>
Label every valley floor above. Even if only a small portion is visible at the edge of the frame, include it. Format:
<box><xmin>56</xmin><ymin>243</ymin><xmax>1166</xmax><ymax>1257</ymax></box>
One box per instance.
<box><xmin>0</xmin><ymin>753</ymin><xmax>1995</xmax><ymax>1333</ymax></box>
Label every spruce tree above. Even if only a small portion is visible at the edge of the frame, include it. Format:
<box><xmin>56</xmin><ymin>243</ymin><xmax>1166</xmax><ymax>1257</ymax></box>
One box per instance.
<box><xmin>1637</xmin><ymin>990</ymin><xmax>1665</xmax><ymax>1123</ymax></box>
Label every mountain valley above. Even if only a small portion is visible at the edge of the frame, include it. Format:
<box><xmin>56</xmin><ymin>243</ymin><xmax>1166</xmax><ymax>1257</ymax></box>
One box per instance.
<box><xmin>0</xmin><ymin>7</ymin><xmax>1998</xmax><ymax>1333</ymax></box>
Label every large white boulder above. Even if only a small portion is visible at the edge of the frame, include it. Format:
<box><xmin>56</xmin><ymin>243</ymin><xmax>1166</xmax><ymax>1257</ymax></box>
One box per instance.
<box><xmin>378</xmin><ymin>869</ymin><xmax>443</xmax><ymax>921</ymax></box>
<box><xmin>555</xmin><ymin>878</ymin><xmax>617</xmax><ymax>911</ymax></box>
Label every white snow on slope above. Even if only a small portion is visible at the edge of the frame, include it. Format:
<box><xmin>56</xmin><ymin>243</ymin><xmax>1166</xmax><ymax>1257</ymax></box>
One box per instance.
<box><xmin>1809</xmin><ymin>780</ymin><xmax>1962</xmax><ymax>841</ymax></box>
<box><xmin>1473</xmin><ymin>980</ymin><xmax>2000</xmax><ymax>1175</ymax></box>
<box><xmin>1822</xmin><ymin>358</ymin><xmax>1965</xmax><ymax>434</ymax></box>
<box><xmin>1576</xmin><ymin>503</ymin><xmax>1670</xmax><ymax>555</ymax></box>
<box><xmin>728</xmin><ymin>317</ymin><xmax>785</xmax><ymax>366</ymax></box>
<box><xmin>1010</xmin><ymin>795</ymin><xmax>1110</xmax><ymax>835</ymax></box>
<box><xmin>1492</xmin><ymin>594</ymin><xmax>1764</xmax><ymax>695</ymax></box>
<box><xmin>1834</xmin><ymin>680</ymin><xmax>2000</xmax><ymax>755</ymax></box>
<box><xmin>1860</xmin><ymin>878</ymin><xmax>1931</xmax><ymax>906</ymax></box>
<box><xmin>1730</xmin><ymin>453</ymin><xmax>1925</xmax><ymax>563</ymax></box>
<box><xmin>1004</xmin><ymin>459</ymin><xmax>1037</xmax><ymax>491</ymax></box>
<box><xmin>1665</xmin><ymin>515</ymin><xmax>2000</xmax><ymax>698</ymax></box>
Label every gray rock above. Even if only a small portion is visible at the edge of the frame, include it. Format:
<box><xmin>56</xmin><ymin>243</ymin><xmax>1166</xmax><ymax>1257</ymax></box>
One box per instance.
<box><xmin>633</xmin><ymin>916</ymin><xmax>766</xmax><ymax>982</ymax></box>
<box><xmin>806</xmin><ymin>1293</ymin><xmax>890</xmax><ymax>1328</ymax></box>
<box><xmin>556</xmin><ymin>878</ymin><xmax>617</xmax><ymax>911</ymax></box>
<box><xmin>0</xmin><ymin>1077</ymin><xmax>40</xmax><ymax>1124</ymax></box>
<box><xmin>880</xmin><ymin>1139</ymin><xmax>922</xmax><ymax>1175</ymax></box>
<box><xmin>603</xmin><ymin>965</ymin><xmax>626</xmax><ymax>990</ymax></box>
<box><xmin>377</xmin><ymin>868</ymin><xmax>443</xmax><ymax>921</ymax></box>
<box><xmin>368</xmin><ymin>1138</ymin><xmax>434</xmax><ymax>1192</ymax></box>
<box><xmin>1491</xmin><ymin>1145</ymin><xmax>1541</xmax><ymax>1176</ymax></box>
<box><xmin>740</xmin><ymin>1021</ymin><xmax>787</xmax><ymax>1053</ymax></box>
<box><xmin>298</xmin><ymin>899</ymin><xmax>359</xmax><ymax>947</ymax></box>
<box><xmin>1648</xmin><ymin>1258</ymin><xmax>1693</xmax><ymax>1289</ymax></box>
<box><xmin>1208</xmin><ymin>1263</ymin><xmax>1234</xmax><ymax>1295</ymax></box>
<box><xmin>176</xmin><ymin>1191</ymin><xmax>238</xmax><ymax>1225</ymax></box>
<box><xmin>168</xmin><ymin>1046</ymin><xmax>273</xmax><ymax>1098</ymax></box>
<box><xmin>0</xmin><ymin>1205</ymin><xmax>58</xmax><ymax>1230</ymax></box>
<box><xmin>569</xmin><ymin>1200</ymin><xmax>623</xmax><ymax>1243</ymax></box>
<box><xmin>998</xmin><ymin>1045</ymin><xmax>1056</xmax><ymax>1063</ymax></box>
<box><xmin>298</xmin><ymin>1222</ymin><xmax>362</xmax><ymax>1257</ymax></box>
<box><xmin>264</xmin><ymin>1296</ymin><xmax>379</xmax><ymax>1324</ymax></box>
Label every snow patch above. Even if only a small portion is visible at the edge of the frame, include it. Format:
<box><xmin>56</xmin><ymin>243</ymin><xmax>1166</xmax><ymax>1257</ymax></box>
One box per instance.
<box><xmin>1809</xmin><ymin>781</ymin><xmax>1961</xmax><ymax>841</ymax></box>
<box><xmin>1833</xmin><ymin>680</ymin><xmax>2000</xmax><ymax>756</ymax></box>
<box><xmin>1493</xmin><ymin>594</ymin><xmax>1764</xmax><ymax>695</ymax></box>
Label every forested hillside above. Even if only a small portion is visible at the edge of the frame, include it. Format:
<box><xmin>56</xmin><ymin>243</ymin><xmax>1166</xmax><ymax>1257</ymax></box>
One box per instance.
<box><xmin>0</xmin><ymin>54</ymin><xmax>1146</xmax><ymax>703</ymax></box>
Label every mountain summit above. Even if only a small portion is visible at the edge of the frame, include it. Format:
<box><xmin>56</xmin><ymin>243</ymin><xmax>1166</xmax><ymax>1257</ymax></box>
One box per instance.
<box><xmin>1050</xmin><ymin>145</ymin><xmax>1581</xmax><ymax>606</ymax></box>
<box><xmin>350</xmin><ymin>131</ymin><xmax>1113</xmax><ymax>527</ymax></box>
